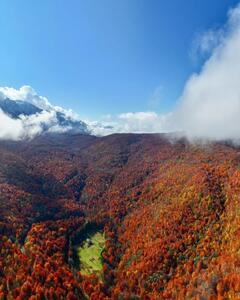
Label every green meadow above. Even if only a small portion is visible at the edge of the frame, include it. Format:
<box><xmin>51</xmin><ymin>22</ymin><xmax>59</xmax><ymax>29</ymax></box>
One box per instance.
<box><xmin>78</xmin><ymin>231</ymin><xmax>105</xmax><ymax>278</ymax></box>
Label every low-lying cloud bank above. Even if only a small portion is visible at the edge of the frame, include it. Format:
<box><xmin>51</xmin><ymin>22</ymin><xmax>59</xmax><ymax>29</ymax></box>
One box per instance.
<box><xmin>1</xmin><ymin>3</ymin><xmax>240</xmax><ymax>141</ymax></box>
<box><xmin>89</xmin><ymin>112</ymin><xmax>169</xmax><ymax>136</ymax></box>
<box><xmin>172</xmin><ymin>3</ymin><xmax>240</xmax><ymax>140</ymax></box>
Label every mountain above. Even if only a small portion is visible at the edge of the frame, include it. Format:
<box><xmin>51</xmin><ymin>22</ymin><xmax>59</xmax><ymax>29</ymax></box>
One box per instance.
<box><xmin>0</xmin><ymin>97</ymin><xmax>90</xmax><ymax>136</ymax></box>
<box><xmin>0</xmin><ymin>133</ymin><xmax>240</xmax><ymax>299</ymax></box>
<box><xmin>0</xmin><ymin>98</ymin><xmax>42</xmax><ymax>118</ymax></box>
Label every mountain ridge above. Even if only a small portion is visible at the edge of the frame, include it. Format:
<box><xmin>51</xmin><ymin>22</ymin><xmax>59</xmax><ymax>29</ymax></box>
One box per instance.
<box><xmin>0</xmin><ymin>96</ymin><xmax>90</xmax><ymax>136</ymax></box>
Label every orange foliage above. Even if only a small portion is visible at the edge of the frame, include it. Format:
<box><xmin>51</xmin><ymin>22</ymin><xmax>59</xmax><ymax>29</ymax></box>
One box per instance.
<box><xmin>1</xmin><ymin>134</ymin><xmax>240</xmax><ymax>299</ymax></box>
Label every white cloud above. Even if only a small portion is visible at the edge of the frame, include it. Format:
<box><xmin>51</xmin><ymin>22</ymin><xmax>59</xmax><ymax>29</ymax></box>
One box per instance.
<box><xmin>89</xmin><ymin>112</ymin><xmax>169</xmax><ymax>135</ymax></box>
<box><xmin>191</xmin><ymin>29</ymin><xmax>224</xmax><ymax>61</ymax></box>
<box><xmin>171</xmin><ymin>2</ymin><xmax>240</xmax><ymax>140</ymax></box>
<box><xmin>0</xmin><ymin>85</ymin><xmax>52</xmax><ymax>110</ymax></box>
<box><xmin>94</xmin><ymin>2</ymin><xmax>240</xmax><ymax>141</ymax></box>
<box><xmin>118</xmin><ymin>112</ymin><xmax>164</xmax><ymax>133</ymax></box>
<box><xmin>0</xmin><ymin>108</ymin><xmax>60</xmax><ymax>140</ymax></box>
<box><xmin>0</xmin><ymin>109</ymin><xmax>23</xmax><ymax>140</ymax></box>
<box><xmin>20</xmin><ymin>110</ymin><xmax>58</xmax><ymax>138</ymax></box>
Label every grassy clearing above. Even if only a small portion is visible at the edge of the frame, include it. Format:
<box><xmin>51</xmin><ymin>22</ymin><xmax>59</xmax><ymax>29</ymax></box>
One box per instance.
<box><xmin>77</xmin><ymin>231</ymin><xmax>105</xmax><ymax>278</ymax></box>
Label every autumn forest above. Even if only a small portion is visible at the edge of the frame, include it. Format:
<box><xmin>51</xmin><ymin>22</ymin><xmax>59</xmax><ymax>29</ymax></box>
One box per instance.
<box><xmin>1</xmin><ymin>133</ymin><xmax>240</xmax><ymax>299</ymax></box>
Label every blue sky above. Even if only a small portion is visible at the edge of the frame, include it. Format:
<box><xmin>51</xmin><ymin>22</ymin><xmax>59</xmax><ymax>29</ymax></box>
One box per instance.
<box><xmin>0</xmin><ymin>0</ymin><xmax>239</xmax><ymax>120</ymax></box>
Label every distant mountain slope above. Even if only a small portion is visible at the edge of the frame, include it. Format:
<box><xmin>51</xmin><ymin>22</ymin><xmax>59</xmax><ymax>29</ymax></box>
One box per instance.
<box><xmin>0</xmin><ymin>97</ymin><xmax>90</xmax><ymax>135</ymax></box>
<box><xmin>0</xmin><ymin>98</ymin><xmax>42</xmax><ymax>118</ymax></box>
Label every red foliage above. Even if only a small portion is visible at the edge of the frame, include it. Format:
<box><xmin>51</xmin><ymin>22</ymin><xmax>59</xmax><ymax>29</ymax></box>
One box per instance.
<box><xmin>1</xmin><ymin>134</ymin><xmax>240</xmax><ymax>299</ymax></box>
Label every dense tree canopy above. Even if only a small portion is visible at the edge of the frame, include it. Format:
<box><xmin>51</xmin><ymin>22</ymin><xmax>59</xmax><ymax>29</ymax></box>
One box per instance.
<box><xmin>0</xmin><ymin>134</ymin><xmax>240</xmax><ymax>299</ymax></box>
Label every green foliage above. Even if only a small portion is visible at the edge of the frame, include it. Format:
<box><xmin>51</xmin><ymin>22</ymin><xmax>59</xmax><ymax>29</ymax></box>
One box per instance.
<box><xmin>78</xmin><ymin>232</ymin><xmax>105</xmax><ymax>278</ymax></box>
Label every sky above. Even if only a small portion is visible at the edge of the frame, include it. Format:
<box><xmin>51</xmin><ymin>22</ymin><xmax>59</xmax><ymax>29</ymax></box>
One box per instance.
<box><xmin>1</xmin><ymin>1</ymin><xmax>240</xmax><ymax>140</ymax></box>
<box><xmin>0</xmin><ymin>0</ymin><xmax>239</xmax><ymax>120</ymax></box>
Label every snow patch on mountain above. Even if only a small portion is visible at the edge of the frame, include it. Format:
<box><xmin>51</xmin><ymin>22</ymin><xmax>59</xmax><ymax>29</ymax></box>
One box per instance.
<box><xmin>0</xmin><ymin>86</ymin><xmax>90</xmax><ymax>140</ymax></box>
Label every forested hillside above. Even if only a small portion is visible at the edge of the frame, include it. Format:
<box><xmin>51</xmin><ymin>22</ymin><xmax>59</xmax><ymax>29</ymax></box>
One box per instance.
<box><xmin>0</xmin><ymin>133</ymin><xmax>240</xmax><ymax>299</ymax></box>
